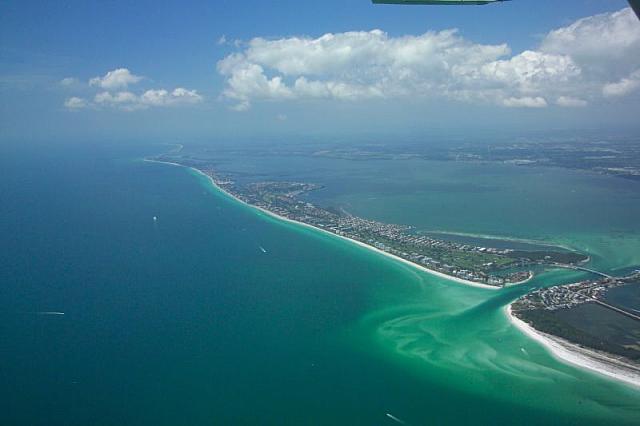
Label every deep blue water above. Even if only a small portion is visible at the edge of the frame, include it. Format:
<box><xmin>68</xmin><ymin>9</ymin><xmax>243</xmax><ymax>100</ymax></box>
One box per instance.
<box><xmin>1</xmin><ymin>143</ymin><xmax>639</xmax><ymax>425</ymax></box>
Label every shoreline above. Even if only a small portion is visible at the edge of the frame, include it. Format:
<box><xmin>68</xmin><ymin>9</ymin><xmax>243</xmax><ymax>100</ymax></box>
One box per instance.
<box><xmin>504</xmin><ymin>272</ymin><xmax>535</xmax><ymax>287</ymax></box>
<box><xmin>145</xmin><ymin>157</ymin><xmax>639</xmax><ymax>389</ymax></box>
<box><xmin>144</xmin><ymin>158</ymin><xmax>500</xmax><ymax>290</ymax></box>
<box><xmin>506</xmin><ymin>305</ymin><xmax>640</xmax><ymax>388</ymax></box>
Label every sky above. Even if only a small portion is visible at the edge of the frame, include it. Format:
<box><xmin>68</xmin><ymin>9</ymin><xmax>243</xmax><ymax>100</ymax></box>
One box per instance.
<box><xmin>1</xmin><ymin>0</ymin><xmax>639</xmax><ymax>144</ymax></box>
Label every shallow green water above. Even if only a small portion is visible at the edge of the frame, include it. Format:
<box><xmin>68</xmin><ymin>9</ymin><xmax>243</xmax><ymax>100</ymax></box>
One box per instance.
<box><xmin>1</xmin><ymin>143</ymin><xmax>639</xmax><ymax>425</ymax></box>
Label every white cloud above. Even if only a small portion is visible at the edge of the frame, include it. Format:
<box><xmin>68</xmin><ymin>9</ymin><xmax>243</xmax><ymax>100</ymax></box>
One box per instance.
<box><xmin>231</xmin><ymin>100</ymin><xmax>251</xmax><ymax>112</ymax></box>
<box><xmin>60</xmin><ymin>77</ymin><xmax>78</xmax><ymax>87</ymax></box>
<box><xmin>540</xmin><ymin>8</ymin><xmax>640</xmax><ymax>73</ymax></box>
<box><xmin>88</xmin><ymin>88</ymin><xmax>203</xmax><ymax>111</ymax></box>
<box><xmin>94</xmin><ymin>91</ymin><xmax>138</xmax><ymax>104</ymax></box>
<box><xmin>221</xmin><ymin>63</ymin><xmax>294</xmax><ymax>107</ymax></box>
<box><xmin>140</xmin><ymin>88</ymin><xmax>203</xmax><ymax>106</ymax></box>
<box><xmin>64</xmin><ymin>67</ymin><xmax>203</xmax><ymax>112</ymax></box>
<box><xmin>93</xmin><ymin>91</ymin><xmax>145</xmax><ymax>111</ymax></box>
<box><xmin>556</xmin><ymin>96</ymin><xmax>588</xmax><ymax>107</ymax></box>
<box><xmin>89</xmin><ymin>68</ymin><xmax>143</xmax><ymax>90</ymax></box>
<box><xmin>217</xmin><ymin>7</ymin><xmax>640</xmax><ymax>111</ymax></box>
<box><xmin>64</xmin><ymin>96</ymin><xmax>88</xmax><ymax>109</ymax></box>
<box><xmin>475</xmin><ymin>51</ymin><xmax>581</xmax><ymax>92</ymax></box>
<box><xmin>503</xmin><ymin>97</ymin><xmax>548</xmax><ymax>108</ymax></box>
<box><xmin>602</xmin><ymin>69</ymin><xmax>640</xmax><ymax>97</ymax></box>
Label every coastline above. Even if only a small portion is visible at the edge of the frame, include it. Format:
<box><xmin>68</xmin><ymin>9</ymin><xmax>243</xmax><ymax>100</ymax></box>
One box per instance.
<box><xmin>144</xmin><ymin>158</ymin><xmax>500</xmax><ymax>290</ymax></box>
<box><xmin>504</xmin><ymin>272</ymin><xmax>535</xmax><ymax>287</ymax></box>
<box><xmin>506</xmin><ymin>304</ymin><xmax>640</xmax><ymax>388</ymax></box>
<box><xmin>145</xmin><ymin>157</ymin><xmax>640</xmax><ymax>389</ymax></box>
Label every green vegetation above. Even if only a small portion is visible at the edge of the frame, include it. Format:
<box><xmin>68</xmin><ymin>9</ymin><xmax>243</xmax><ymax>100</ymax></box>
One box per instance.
<box><xmin>518</xmin><ymin>306</ymin><xmax>640</xmax><ymax>362</ymax></box>
<box><xmin>510</xmin><ymin>250</ymin><xmax>588</xmax><ymax>264</ymax></box>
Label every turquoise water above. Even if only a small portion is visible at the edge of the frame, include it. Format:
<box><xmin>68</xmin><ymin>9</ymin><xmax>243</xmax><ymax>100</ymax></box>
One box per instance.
<box><xmin>206</xmin><ymin>150</ymin><xmax>640</xmax><ymax>274</ymax></box>
<box><xmin>1</xmin><ymin>143</ymin><xmax>639</xmax><ymax>425</ymax></box>
<box><xmin>316</xmin><ymin>160</ymin><xmax>640</xmax><ymax>274</ymax></box>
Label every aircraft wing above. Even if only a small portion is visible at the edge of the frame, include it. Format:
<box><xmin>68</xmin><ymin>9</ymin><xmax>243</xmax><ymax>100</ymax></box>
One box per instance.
<box><xmin>373</xmin><ymin>0</ymin><xmax>639</xmax><ymax>19</ymax></box>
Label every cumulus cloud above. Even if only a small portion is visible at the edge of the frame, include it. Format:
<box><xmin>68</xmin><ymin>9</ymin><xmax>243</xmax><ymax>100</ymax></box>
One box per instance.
<box><xmin>95</xmin><ymin>90</ymin><xmax>138</xmax><ymax>105</ymax></box>
<box><xmin>93</xmin><ymin>91</ymin><xmax>144</xmax><ymax>111</ymax></box>
<box><xmin>64</xmin><ymin>96</ymin><xmax>88</xmax><ymax>110</ymax></box>
<box><xmin>556</xmin><ymin>96</ymin><xmax>588</xmax><ymax>107</ymax></box>
<box><xmin>602</xmin><ymin>69</ymin><xmax>640</xmax><ymax>97</ymax></box>
<box><xmin>140</xmin><ymin>88</ymin><xmax>203</xmax><ymax>106</ymax></box>
<box><xmin>60</xmin><ymin>77</ymin><xmax>79</xmax><ymax>87</ymax></box>
<box><xmin>540</xmin><ymin>8</ymin><xmax>640</xmax><ymax>73</ymax></box>
<box><xmin>64</xmin><ymin>68</ymin><xmax>203</xmax><ymax>111</ymax></box>
<box><xmin>87</xmin><ymin>88</ymin><xmax>202</xmax><ymax>111</ymax></box>
<box><xmin>217</xmin><ymin>7</ymin><xmax>640</xmax><ymax>111</ymax></box>
<box><xmin>89</xmin><ymin>68</ymin><xmax>143</xmax><ymax>90</ymax></box>
<box><xmin>503</xmin><ymin>97</ymin><xmax>548</xmax><ymax>108</ymax></box>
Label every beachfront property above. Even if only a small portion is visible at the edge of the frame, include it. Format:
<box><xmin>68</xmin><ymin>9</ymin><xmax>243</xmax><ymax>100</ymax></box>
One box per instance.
<box><xmin>513</xmin><ymin>272</ymin><xmax>640</xmax><ymax>313</ymax></box>
<box><xmin>158</xmin><ymin>155</ymin><xmax>588</xmax><ymax>287</ymax></box>
<box><xmin>510</xmin><ymin>271</ymin><xmax>640</xmax><ymax>372</ymax></box>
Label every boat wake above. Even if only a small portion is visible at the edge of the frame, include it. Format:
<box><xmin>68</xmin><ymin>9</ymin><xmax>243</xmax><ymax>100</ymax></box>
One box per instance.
<box><xmin>386</xmin><ymin>413</ymin><xmax>406</xmax><ymax>424</ymax></box>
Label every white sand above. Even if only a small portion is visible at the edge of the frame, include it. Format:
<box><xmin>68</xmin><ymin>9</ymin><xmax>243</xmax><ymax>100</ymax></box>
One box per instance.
<box><xmin>147</xmin><ymin>157</ymin><xmax>640</xmax><ymax>388</ymax></box>
<box><xmin>506</xmin><ymin>305</ymin><xmax>640</xmax><ymax>388</ymax></box>
<box><xmin>145</xmin><ymin>158</ymin><xmax>500</xmax><ymax>290</ymax></box>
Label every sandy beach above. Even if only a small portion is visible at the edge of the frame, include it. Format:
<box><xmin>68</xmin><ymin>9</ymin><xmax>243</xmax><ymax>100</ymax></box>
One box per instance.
<box><xmin>145</xmin><ymin>158</ymin><xmax>500</xmax><ymax>291</ymax></box>
<box><xmin>506</xmin><ymin>305</ymin><xmax>640</xmax><ymax>388</ymax></box>
<box><xmin>146</xmin><ymin>157</ymin><xmax>640</xmax><ymax>389</ymax></box>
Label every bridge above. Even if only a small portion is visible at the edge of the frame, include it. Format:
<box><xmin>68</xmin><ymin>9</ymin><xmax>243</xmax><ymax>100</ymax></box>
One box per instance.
<box><xmin>593</xmin><ymin>300</ymin><xmax>640</xmax><ymax>322</ymax></box>
<box><xmin>574</xmin><ymin>289</ymin><xmax>640</xmax><ymax>322</ymax></box>
<box><xmin>553</xmin><ymin>264</ymin><xmax>613</xmax><ymax>280</ymax></box>
<box><xmin>564</xmin><ymin>267</ymin><xmax>640</xmax><ymax>321</ymax></box>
